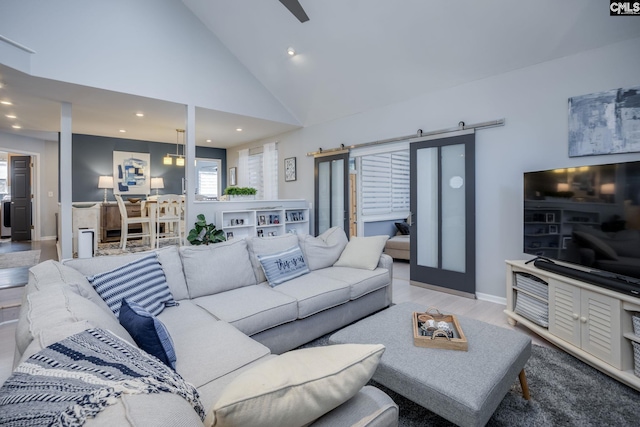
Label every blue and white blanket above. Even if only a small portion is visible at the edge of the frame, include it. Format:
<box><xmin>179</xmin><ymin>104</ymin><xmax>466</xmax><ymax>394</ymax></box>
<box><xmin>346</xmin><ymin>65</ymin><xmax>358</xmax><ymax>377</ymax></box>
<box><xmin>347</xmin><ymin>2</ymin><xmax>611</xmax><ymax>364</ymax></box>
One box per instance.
<box><xmin>0</xmin><ymin>328</ymin><xmax>204</xmax><ymax>426</ymax></box>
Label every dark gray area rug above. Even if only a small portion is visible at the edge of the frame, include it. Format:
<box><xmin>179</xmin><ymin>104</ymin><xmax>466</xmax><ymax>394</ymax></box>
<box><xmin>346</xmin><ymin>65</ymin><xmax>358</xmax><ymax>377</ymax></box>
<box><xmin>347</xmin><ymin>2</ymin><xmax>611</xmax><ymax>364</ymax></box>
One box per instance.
<box><xmin>302</xmin><ymin>336</ymin><xmax>640</xmax><ymax>426</ymax></box>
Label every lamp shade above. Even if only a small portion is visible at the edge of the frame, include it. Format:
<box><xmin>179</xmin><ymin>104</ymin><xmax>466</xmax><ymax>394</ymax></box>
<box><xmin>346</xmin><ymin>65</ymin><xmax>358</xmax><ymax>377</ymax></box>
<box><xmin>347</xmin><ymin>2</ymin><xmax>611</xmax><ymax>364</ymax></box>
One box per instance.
<box><xmin>600</xmin><ymin>183</ymin><xmax>615</xmax><ymax>195</ymax></box>
<box><xmin>151</xmin><ymin>177</ymin><xmax>165</xmax><ymax>189</ymax></box>
<box><xmin>98</xmin><ymin>176</ymin><xmax>113</xmax><ymax>189</ymax></box>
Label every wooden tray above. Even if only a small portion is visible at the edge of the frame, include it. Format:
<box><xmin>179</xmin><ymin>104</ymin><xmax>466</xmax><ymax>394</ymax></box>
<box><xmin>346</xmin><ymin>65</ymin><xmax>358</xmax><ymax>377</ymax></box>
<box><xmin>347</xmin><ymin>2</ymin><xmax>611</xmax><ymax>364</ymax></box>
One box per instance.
<box><xmin>412</xmin><ymin>307</ymin><xmax>468</xmax><ymax>351</ymax></box>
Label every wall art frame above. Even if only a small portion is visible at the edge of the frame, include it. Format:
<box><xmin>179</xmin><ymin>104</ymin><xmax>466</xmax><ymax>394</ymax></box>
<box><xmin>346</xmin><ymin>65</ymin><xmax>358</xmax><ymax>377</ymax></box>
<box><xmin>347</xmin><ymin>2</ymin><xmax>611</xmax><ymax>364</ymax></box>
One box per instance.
<box><xmin>113</xmin><ymin>151</ymin><xmax>150</xmax><ymax>195</ymax></box>
<box><xmin>285</xmin><ymin>157</ymin><xmax>297</xmax><ymax>182</ymax></box>
<box><xmin>568</xmin><ymin>85</ymin><xmax>640</xmax><ymax>157</ymax></box>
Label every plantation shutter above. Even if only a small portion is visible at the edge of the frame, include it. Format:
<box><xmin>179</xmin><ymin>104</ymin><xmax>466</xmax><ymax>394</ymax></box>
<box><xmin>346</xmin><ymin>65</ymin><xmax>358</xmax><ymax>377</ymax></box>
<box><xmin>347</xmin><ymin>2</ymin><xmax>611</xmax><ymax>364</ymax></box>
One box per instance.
<box><xmin>361</xmin><ymin>150</ymin><xmax>410</xmax><ymax>216</ymax></box>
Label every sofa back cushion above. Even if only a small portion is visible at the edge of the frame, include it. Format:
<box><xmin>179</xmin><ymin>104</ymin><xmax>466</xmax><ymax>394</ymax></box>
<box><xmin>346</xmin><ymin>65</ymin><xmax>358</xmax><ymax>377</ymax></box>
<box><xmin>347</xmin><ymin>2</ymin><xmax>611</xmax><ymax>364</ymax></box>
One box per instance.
<box><xmin>15</xmin><ymin>284</ymin><xmax>135</xmax><ymax>363</ymax></box>
<box><xmin>180</xmin><ymin>239</ymin><xmax>256</xmax><ymax>298</ymax></box>
<box><xmin>298</xmin><ymin>227</ymin><xmax>348</xmax><ymax>271</ymax></box>
<box><xmin>28</xmin><ymin>260</ymin><xmax>112</xmax><ymax>313</ymax></box>
<box><xmin>64</xmin><ymin>246</ymin><xmax>190</xmax><ymax>301</ymax></box>
<box><xmin>247</xmin><ymin>234</ymin><xmax>300</xmax><ymax>283</ymax></box>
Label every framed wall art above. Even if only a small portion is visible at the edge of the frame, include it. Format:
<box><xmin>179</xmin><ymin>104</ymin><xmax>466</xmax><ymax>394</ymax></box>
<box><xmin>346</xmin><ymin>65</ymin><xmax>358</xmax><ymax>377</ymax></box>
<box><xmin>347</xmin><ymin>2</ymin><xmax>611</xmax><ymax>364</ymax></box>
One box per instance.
<box><xmin>568</xmin><ymin>85</ymin><xmax>640</xmax><ymax>157</ymax></box>
<box><xmin>113</xmin><ymin>151</ymin><xmax>150</xmax><ymax>195</ymax></box>
<box><xmin>285</xmin><ymin>157</ymin><xmax>296</xmax><ymax>182</ymax></box>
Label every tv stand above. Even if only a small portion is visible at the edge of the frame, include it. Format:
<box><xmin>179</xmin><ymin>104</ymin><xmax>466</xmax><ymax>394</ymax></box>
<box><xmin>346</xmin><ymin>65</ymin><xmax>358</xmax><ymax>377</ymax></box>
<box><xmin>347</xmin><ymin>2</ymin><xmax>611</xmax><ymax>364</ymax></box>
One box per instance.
<box><xmin>505</xmin><ymin>260</ymin><xmax>640</xmax><ymax>391</ymax></box>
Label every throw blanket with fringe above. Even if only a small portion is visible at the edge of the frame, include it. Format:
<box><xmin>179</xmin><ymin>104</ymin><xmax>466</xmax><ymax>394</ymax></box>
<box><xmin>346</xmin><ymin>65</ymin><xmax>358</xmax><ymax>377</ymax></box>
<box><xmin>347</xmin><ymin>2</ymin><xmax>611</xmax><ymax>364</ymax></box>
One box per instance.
<box><xmin>0</xmin><ymin>328</ymin><xmax>205</xmax><ymax>426</ymax></box>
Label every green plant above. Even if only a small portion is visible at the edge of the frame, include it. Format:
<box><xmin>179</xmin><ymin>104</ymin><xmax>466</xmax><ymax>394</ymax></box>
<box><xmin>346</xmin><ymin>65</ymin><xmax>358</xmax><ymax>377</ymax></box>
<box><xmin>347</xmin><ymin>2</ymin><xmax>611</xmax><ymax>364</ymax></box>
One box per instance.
<box><xmin>224</xmin><ymin>186</ymin><xmax>257</xmax><ymax>196</ymax></box>
<box><xmin>187</xmin><ymin>214</ymin><xmax>226</xmax><ymax>245</ymax></box>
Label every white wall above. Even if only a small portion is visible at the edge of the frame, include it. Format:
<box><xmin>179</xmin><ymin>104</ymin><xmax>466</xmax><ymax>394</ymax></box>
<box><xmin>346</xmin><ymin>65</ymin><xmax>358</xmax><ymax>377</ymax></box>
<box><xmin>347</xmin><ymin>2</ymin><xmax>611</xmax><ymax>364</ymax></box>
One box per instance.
<box><xmin>0</xmin><ymin>131</ymin><xmax>59</xmax><ymax>239</ymax></box>
<box><xmin>0</xmin><ymin>0</ymin><xmax>297</xmax><ymax>126</ymax></box>
<box><xmin>230</xmin><ymin>37</ymin><xmax>640</xmax><ymax>299</ymax></box>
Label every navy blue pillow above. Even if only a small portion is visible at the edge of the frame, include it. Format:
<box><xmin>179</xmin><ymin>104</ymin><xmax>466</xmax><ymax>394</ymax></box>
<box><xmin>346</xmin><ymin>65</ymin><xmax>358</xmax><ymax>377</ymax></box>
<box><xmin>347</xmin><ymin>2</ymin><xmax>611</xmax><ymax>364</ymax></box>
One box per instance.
<box><xmin>119</xmin><ymin>299</ymin><xmax>177</xmax><ymax>369</ymax></box>
<box><xmin>395</xmin><ymin>222</ymin><xmax>410</xmax><ymax>235</ymax></box>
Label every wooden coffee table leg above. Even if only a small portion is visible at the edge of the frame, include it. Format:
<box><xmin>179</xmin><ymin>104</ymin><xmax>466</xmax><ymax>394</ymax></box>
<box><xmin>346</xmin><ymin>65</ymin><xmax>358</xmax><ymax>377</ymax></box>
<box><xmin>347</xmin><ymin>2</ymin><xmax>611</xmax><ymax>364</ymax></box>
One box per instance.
<box><xmin>519</xmin><ymin>369</ymin><xmax>531</xmax><ymax>400</ymax></box>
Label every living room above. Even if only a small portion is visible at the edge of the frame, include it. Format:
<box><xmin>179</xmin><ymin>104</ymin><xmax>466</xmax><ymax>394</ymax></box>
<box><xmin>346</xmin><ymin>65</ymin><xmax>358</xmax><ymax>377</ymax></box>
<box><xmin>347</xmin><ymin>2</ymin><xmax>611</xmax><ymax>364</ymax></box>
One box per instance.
<box><xmin>1</xmin><ymin>1</ymin><xmax>640</xmax><ymax>425</ymax></box>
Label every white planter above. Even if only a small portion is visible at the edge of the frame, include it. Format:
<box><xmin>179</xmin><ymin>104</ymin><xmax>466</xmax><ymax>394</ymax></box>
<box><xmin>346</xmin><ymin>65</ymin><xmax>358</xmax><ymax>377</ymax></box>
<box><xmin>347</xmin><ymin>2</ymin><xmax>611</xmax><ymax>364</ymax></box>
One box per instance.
<box><xmin>228</xmin><ymin>195</ymin><xmax>256</xmax><ymax>200</ymax></box>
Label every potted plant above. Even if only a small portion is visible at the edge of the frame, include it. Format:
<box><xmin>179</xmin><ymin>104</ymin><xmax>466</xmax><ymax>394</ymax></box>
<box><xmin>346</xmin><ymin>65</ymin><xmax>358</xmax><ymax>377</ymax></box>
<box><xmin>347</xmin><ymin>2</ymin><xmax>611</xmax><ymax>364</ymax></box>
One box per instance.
<box><xmin>187</xmin><ymin>214</ymin><xmax>226</xmax><ymax>245</ymax></box>
<box><xmin>223</xmin><ymin>186</ymin><xmax>257</xmax><ymax>200</ymax></box>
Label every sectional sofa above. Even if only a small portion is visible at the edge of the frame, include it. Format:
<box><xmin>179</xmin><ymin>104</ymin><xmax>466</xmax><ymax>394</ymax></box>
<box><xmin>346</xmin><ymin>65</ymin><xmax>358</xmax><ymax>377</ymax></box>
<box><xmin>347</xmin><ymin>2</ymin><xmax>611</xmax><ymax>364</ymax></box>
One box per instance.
<box><xmin>5</xmin><ymin>228</ymin><xmax>399</xmax><ymax>426</ymax></box>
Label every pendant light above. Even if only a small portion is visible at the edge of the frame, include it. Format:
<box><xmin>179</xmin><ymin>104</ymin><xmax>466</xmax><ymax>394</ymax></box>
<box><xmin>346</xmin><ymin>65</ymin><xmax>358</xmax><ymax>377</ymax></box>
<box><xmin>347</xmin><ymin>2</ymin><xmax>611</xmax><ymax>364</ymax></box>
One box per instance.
<box><xmin>164</xmin><ymin>129</ymin><xmax>185</xmax><ymax>166</ymax></box>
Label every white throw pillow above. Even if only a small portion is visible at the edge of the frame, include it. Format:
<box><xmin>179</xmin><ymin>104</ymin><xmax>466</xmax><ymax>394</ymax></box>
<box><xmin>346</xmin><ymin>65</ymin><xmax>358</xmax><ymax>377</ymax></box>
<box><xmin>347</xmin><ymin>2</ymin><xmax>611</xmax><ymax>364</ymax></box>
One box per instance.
<box><xmin>299</xmin><ymin>226</ymin><xmax>349</xmax><ymax>271</ymax></box>
<box><xmin>334</xmin><ymin>235</ymin><xmax>389</xmax><ymax>270</ymax></box>
<box><xmin>206</xmin><ymin>343</ymin><xmax>385</xmax><ymax>427</ymax></box>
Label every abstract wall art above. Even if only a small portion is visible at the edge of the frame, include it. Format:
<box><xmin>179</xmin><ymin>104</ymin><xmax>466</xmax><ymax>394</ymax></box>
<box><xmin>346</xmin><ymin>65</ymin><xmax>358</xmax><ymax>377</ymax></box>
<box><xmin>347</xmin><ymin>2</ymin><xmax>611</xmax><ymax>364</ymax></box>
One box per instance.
<box><xmin>113</xmin><ymin>151</ymin><xmax>150</xmax><ymax>194</ymax></box>
<box><xmin>568</xmin><ymin>85</ymin><xmax>640</xmax><ymax>157</ymax></box>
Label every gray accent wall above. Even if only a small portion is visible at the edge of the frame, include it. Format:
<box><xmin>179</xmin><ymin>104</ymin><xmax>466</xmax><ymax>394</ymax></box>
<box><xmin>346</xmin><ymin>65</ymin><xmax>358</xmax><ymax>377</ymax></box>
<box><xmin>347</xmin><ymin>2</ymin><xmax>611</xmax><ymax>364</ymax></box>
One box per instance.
<box><xmin>72</xmin><ymin>134</ymin><xmax>226</xmax><ymax>202</ymax></box>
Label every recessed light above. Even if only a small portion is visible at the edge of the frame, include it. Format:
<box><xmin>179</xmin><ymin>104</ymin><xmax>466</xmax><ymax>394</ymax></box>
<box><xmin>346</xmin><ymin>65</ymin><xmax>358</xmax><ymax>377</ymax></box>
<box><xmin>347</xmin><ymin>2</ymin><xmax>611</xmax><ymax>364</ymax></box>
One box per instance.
<box><xmin>119</xmin><ymin>129</ymin><xmax>126</xmax><ymax>133</ymax></box>
<box><xmin>1</xmin><ymin>101</ymin><xmax>12</xmax><ymax>105</ymax></box>
<box><xmin>5</xmin><ymin>114</ymin><xmax>16</xmax><ymax>119</ymax></box>
<box><xmin>236</xmin><ymin>128</ymin><xmax>243</xmax><ymax>132</ymax></box>
<box><xmin>287</xmin><ymin>47</ymin><xmax>296</xmax><ymax>56</ymax></box>
<box><xmin>136</xmin><ymin>112</ymin><xmax>144</xmax><ymax>117</ymax></box>
<box><xmin>11</xmin><ymin>124</ymin><xmax>21</xmax><ymax>129</ymax></box>
<box><xmin>206</xmin><ymin>139</ymin><xmax>212</xmax><ymax>143</ymax></box>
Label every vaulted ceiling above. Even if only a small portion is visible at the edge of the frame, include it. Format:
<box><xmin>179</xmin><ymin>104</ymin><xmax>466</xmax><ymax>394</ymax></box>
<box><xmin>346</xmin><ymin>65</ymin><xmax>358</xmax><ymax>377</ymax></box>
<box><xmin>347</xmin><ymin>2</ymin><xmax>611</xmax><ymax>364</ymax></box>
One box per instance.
<box><xmin>1</xmin><ymin>0</ymin><xmax>639</xmax><ymax>147</ymax></box>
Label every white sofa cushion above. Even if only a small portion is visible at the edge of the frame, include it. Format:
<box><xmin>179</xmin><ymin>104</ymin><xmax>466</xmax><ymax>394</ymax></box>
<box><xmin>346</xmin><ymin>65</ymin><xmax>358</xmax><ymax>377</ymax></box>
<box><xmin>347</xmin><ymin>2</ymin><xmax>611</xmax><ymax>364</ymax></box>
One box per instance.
<box><xmin>298</xmin><ymin>226</ymin><xmax>348</xmax><ymax>271</ymax></box>
<box><xmin>17</xmin><ymin>285</ymin><xmax>135</xmax><ymax>359</ymax></box>
<box><xmin>314</xmin><ymin>266</ymin><xmax>390</xmax><ymax>300</ymax></box>
<box><xmin>193</xmin><ymin>285</ymin><xmax>298</xmax><ymax>336</ymax></box>
<box><xmin>180</xmin><ymin>239</ymin><xmax>256</xmax><ymax>298</ymax></box>
<box><xmin>206</xmin><ymin>344</ymin><xmax>385</xmax><ymax>427</ymax></box>
<box><xmin>247</xmin><ymin>234</ymin><xmax>299</xmax><ymax>283</ymax></box>
<box><xmin>273</xmin><ymin>272</ymin><xmax>351</xmax><ymax>318</ymax></box>
<box><xmin>334</xmin><ymin>235</ymin><xmax>389</xmax><ymax>270</ymax></box>
<box><xmin>157</xmin><ymin>300</ymin><xmax>271</xmax><ymax>389</ymax></box>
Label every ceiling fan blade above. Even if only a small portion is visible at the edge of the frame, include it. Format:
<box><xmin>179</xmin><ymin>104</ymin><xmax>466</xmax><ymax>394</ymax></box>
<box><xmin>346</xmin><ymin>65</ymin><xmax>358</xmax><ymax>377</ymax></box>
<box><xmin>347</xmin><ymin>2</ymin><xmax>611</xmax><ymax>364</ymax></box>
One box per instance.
<box><xmin>279</xmin><ymin>0</ymin><xmax>309</xmax><ymax>22</ymax></box>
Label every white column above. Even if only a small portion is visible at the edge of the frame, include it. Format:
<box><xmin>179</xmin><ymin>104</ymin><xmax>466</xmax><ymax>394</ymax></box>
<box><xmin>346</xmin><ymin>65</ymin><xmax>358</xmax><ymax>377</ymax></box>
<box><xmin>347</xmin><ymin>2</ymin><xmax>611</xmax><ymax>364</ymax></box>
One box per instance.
<box><xmin>59</xmin><ymin>102</ymin><xmax>73</xmax><ymax>259</ymax></box>
<box><xmin>185</xmin><ymin>104</ymin><xmax>196</xmax><ymax>230</ymax></box>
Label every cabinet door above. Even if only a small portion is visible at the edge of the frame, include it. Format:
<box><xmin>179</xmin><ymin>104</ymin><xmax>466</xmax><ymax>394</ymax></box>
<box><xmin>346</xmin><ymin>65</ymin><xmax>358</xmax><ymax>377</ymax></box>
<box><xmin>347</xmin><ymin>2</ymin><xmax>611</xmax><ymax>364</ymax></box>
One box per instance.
<box><xmin>549</xmin><ymin>279</ymin><xmax>581</xmax><ymax>347</ymax></box>
<box><xmin>580</xmin><ymin>289</ymin><xmax>621</xmax><ymax>368</ymax></box>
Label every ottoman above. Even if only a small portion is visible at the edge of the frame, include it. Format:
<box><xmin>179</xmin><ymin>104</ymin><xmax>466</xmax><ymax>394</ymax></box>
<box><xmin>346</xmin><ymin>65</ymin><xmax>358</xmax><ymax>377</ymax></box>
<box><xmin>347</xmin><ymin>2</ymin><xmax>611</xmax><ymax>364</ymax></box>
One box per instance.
<box><xmin>329</xmin><ymin>302</ymin><xmax>531</xmax><ymax>427</ymax></box>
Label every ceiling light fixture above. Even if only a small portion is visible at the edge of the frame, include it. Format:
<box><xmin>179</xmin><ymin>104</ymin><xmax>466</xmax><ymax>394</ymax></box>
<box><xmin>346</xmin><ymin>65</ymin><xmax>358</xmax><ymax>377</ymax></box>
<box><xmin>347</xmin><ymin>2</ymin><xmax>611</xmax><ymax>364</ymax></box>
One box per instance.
<box><xmin>287</xmin><ymin>47</ymin><xmax>296</xmax><ymax>56</ymax></box>
<box><xmin>11</xmin><ymin>124</ymin><xmax>21</xmax><ymax>129</ymax></box>
<box><xmin>136</xmin><ymin>112</ymin><xmax>144</xmax><ymax>117</ymax></box>
<box><xmin>236</xmin><ymin>128</ymin><xmax>243</xmax><ymax>132</ymax></box>
<box><xmin>1</xmin><ymin>101</ymin><xmax>12</xmax><ymax>105</ymax></box>
<box><xmin>119</xmin><ymin>129</ymin><xmax>126</xmax><ymax>133</ymax></box>
<box><xmin>164</xmin><ymin>129</ymin><xmax>185</xmax><ymax>166</ymax></box>
<box><xmin>206</xmin><ymin>139</ymin><xmax>212</xmax><ymax>143</ymax></box>
<box><xmin>5</xmin><ymin>114</ymin><xmax>16</xmax><ymax>119</ymax></box>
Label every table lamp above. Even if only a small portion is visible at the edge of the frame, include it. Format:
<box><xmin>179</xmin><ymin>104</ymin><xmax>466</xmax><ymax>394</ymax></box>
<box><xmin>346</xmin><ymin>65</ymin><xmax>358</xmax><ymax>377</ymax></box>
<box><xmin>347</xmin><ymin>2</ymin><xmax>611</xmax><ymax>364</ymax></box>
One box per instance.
<box><xmin>98</xmin><ymin>176</ymin><xmax>113</xmax><ymax>203</ymax></box>
<box><xmin>151</xmin><ymin>177</ymin><xmax>165</xmax><ymax>195</ymax></box>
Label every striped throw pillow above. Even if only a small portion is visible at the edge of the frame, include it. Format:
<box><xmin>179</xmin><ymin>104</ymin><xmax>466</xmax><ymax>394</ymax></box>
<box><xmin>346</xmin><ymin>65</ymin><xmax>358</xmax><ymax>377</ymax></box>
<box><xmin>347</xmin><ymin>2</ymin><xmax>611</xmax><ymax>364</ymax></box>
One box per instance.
<box><xmin>88</xmin><ymin>254</ymin><xmax>175</xmax><ymax>317</ymax></box>
<box><xmin>258</xmin><ymin>245</ymin><xmax>310</xmax><ymax>287</ymax></box>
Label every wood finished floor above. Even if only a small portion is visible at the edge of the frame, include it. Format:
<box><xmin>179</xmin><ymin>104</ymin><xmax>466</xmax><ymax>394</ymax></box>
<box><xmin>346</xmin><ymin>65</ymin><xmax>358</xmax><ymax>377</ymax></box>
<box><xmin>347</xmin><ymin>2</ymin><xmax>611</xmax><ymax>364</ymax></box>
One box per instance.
<box><xmin>0</xmin><ymin>257</ymin><xmax>552</xmax><ymax>385</ymax></box>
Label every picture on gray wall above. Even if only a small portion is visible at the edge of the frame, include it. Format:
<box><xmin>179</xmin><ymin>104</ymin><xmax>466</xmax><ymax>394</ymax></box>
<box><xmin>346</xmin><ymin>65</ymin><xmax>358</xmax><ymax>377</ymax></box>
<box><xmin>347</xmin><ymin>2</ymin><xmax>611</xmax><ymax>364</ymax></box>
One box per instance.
<box><xmin>568</xmin><ymin>85</ymin><xmax>640</xmax><ymax>157</ymax></box>
<box><xmin>113</xmin><ymin>151</ymin><xmax>150</xmax><ymax>194</ymax></box>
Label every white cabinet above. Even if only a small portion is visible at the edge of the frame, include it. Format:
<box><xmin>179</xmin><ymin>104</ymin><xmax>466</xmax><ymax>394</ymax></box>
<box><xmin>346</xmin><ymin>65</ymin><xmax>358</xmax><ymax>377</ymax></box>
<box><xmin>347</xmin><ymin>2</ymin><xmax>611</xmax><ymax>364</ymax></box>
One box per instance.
<box><xmin>505</xmin><ymin>260</ymin><xmax>639</xmax><ymax>391</ymax></box>
<box><xmin>216</xmin><ymin>207</ymin><xmax>310</xmax><ymax>240</ymax></box>
<box><xmin>548</xmin><ymin>279</ymin><xmax>621</xmax><ymax>368</ymax></box>
<box><xmin>285</xmin><ymin>208</ymin><xmax>309</xmax><ymax>235</ymax></box>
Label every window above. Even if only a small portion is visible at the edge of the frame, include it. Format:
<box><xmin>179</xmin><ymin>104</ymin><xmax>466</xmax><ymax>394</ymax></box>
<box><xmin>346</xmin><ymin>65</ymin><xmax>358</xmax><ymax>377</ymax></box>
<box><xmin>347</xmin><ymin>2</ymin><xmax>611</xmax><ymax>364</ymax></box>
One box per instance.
<box><xmin>360</xmin><ymin>150</ymin><xmax>410</xmax><ymax>216</ymax></box>
<box><xmin>196</xmin><ymin>159</ymin><xmax>221</xmax><ymax>199</ymax></box>
<box><xmin>0</xmin><ymin>160</ymin><xmax>7</xmax><ymax>194</ymax></box>
<box><xmin>239</xmin><ymin>143</ymin><xmax>278</xmax><ymax>200</ymax></box>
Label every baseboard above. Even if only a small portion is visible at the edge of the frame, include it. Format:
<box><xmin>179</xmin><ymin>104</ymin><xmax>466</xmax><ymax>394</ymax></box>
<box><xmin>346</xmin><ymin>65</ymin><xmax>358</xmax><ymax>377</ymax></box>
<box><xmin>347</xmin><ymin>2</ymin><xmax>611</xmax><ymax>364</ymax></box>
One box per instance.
<box><xmin>476</xmin><ymin>292</ymin><xmax>506</xmax><ymax>305</ymax></box>
<box><xmin>39</xmin><ymin>235</ymin><xmax>57</xmax><ymax>241</ymax></box>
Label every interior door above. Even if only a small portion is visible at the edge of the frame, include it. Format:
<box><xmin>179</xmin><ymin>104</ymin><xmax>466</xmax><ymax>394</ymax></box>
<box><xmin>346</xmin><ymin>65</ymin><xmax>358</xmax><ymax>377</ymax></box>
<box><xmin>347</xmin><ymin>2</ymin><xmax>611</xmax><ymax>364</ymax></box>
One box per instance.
<box><xmin>10</xmin><ymin>155</ymin><xmax>32</xmax><ymax>241</ymax></box>
<box><xmin>410</xmin><ymin>132</ymin><xmax>475</xmax><ymax>296</ymax></box>
<box><xmin>315</xmin><ymin>152</ymin><xmax>349</xmax><ymax>236</ymax></box>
